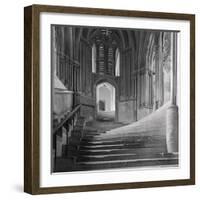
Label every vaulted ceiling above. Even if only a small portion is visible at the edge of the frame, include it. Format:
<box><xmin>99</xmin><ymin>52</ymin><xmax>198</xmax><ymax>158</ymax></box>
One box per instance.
<box><xmin>74</xmin><ymin>26</ymin><xmax>139</xmax><ymax>50</ymax></box>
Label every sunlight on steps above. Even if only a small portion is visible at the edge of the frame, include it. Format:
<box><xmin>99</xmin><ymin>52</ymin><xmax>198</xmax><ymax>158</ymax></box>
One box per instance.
<box><xmin>103</xmin><ymin>102</ymin><xmax>171</xmax><ymax>138</ymax></box>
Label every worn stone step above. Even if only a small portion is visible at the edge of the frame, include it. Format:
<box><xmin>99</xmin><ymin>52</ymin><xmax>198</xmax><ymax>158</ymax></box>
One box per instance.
<box><xmin>83</xmin><ymin>132</ymin><xmax>102</xmax><ymax>137</ymax></box>
<box><xmin>54</xmin><ymin>153</ymin><xmax>178</xmax><ymax>172</ymax></box>
<box><xmin>81</xmin><ymin>136</ymin><xmax>165</xmax><ymax>144</ymax></box>
<box><xmin>79</xmin><ymin>142</ymin><xmax>165</xmax><ymax>151</ymax></box>
<box><xmin>81</xmin><ymin>135</ymin><xmax>166</xmax><ymax>145</ymax></box>
<box><xmin>78</xmin><ymin>156</ymin><xmax>178</xmax><ymax>165</ymax></box>
<box><xmin>79</xmin><ymin>146</ymin><xmax>166</xmax><ymax>156</ymax></box>
<box><xmin>90</xmin><ymin>133</ymin><xmax>164</xmax><ymax>140</ymax></box>
<box><xmin>77</xmin><ymin>152</ymin><xmax>175</xmax><ymax>162</ymax></box>
<box><xmin>76</xmin><ymin>157</ymin><xmax>178</xmax><ymax>171</ymax></box>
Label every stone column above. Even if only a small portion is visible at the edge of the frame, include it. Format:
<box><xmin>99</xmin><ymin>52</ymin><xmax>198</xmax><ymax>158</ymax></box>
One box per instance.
<box><xmin>158</xmin><ymin>34</ymin><xmax>164</xmax><ymax>107</ymax></box>
<box><xmin>51</xmin><ymin>26</ymin><xmax>56</xmax><ymax>172</ymax></box>
<box><xmin>52</xmin><ymin>26</ymin><xmax>57</xmax><ymax>77</ymax></box>
<box><xmin>145</xmin><ymin>70</ymin><xmax>149</xmax><ymax>108</ymax></box>
<box><xmin>154</xmin><ymin>34</ymin><xmax>161</xmax><ymax>110</ymax></box>
<box><xmin>166</xmin><ymin>32</ymin><xmax>178</xmax><ymax>153</ymax></box>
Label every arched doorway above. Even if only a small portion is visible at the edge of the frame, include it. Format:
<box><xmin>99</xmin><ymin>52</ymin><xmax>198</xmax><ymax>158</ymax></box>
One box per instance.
<box><xmin>96</xmin><ymin>82</ymin><xmax>116</xmax><ymax>121</ymax></box>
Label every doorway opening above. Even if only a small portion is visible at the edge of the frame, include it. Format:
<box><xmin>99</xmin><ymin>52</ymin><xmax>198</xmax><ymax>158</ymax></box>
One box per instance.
<box><xmin>96</xmin><ymin>82</ymin><xmax>116</xmax><ymax>121</ymax></box>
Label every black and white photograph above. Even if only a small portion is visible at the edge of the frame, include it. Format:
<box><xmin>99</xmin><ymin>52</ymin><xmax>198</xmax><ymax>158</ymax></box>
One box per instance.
<box><xmin>23</xmin><ymin>4</ymin><xmax>195</xmax><ymax>194</ymax></box>
<box><xmin>51</xmin><ymin>25</ymin><xmax>179</xmax><ymax>173</ymax></box>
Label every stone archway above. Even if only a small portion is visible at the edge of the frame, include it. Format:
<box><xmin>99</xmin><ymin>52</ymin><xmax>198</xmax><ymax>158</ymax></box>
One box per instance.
<box><xmin>93</xmin><ymin>78</ymin><xmax>119</xmax><ymax>121</ymax></box>
<box><xmin>96</xmin><ymin>82</ymin><xmax>116</xmax><ymax>120</ymax></box>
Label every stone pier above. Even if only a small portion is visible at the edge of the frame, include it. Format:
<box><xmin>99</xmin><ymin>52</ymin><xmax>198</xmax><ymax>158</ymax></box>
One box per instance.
<box><xmin>166</xmin><ymin>32</ymin><xmax>178</xmax><ymax>153</ymax></box>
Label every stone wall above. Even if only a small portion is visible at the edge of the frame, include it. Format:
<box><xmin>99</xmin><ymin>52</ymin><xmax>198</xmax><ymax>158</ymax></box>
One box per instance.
<box><xmin>53</xmin><ymin>89</ymin><xmax>73</xmax><ymax>117</ymax></box>
<box><xmin>137</xmin><ymin>107</ymin><xmax>153</xmax><ymax>120</ymax></box>
<box><xmin>80</xmin><ymin>94</ymin><xmax>95</xmax><ymax>122</ymax></box>
<box><xmin>53</xmin><ymin>75</ymin><xmax>73</xmax><ymax>121</ymax></box>
<box><xmin>118</xmin><ymin>99</ymin><xmax>136</xmax><ymax>123</ymax></box>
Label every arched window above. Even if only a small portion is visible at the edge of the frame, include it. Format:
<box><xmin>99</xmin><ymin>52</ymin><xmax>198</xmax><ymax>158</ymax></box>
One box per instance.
<box><xmin>92</xmin><ymin>43</ymin><xmax>96</xmax><ymax>73</ymax></box>
<box><xmin>115</xmin><ymin>48</ymin><xmax>120</xmax><ymax>76</ymax></box>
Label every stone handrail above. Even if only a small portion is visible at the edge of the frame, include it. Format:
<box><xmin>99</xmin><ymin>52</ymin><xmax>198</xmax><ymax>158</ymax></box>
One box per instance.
<box><xmin>53</xmin><ymin>104</ymin><xmax>81</xmax><ymax>135</ymax></box>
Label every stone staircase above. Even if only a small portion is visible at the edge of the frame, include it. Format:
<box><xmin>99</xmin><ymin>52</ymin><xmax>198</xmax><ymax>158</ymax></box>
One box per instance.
<box><xmin>75</xmin><ymin>128</ymin><xmax>178</xmax><ymax>171</ymax></box>
<box><xmin>54</xmin><ymin>104</ymin><xmax>178</xmax><ymax>172</ymax></box>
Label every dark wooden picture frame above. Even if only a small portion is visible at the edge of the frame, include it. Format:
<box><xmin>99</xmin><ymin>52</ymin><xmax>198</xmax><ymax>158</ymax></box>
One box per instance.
<box><xmin>24</xmin><ymin>4</ymin><xmax>195</xmax><ymax>194</ymax></box>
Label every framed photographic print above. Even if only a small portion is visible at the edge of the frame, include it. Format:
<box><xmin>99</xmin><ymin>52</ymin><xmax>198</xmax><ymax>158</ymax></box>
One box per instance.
<box><xmin>24</xmin><ymin>4</ymin><xmax>195</xmax><ymax>194</ymax></box>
